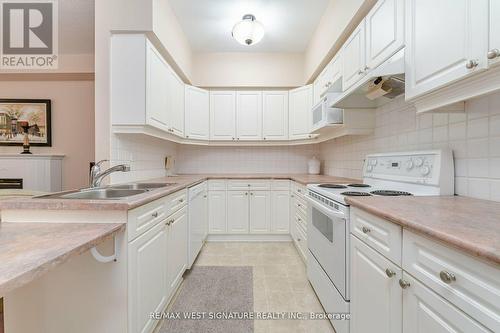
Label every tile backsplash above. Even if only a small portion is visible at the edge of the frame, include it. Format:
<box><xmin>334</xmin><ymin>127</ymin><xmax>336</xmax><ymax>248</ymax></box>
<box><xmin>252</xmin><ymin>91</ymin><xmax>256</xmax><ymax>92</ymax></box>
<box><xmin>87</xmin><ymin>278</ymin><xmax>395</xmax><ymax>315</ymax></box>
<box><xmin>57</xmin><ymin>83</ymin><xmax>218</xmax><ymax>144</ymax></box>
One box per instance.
<box><xmin>176</xmin><ymin>145</ymin><xmax>320</xmax><ymax>174</ymax></box>
<box><xmin>320</xmin><ymin>91</ymin><xmax>500</xmax><ymax>202</ymax></box>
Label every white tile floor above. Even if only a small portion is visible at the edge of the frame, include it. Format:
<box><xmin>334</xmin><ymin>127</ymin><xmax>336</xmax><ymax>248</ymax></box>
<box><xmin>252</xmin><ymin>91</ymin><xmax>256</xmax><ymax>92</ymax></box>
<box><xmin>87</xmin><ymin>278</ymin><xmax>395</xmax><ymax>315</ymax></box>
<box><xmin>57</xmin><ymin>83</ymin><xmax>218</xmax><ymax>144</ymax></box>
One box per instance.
<box><xmin>194</xmin><ymin>242</ymin><xmax>336</xmax><ymax>333</ymax></box>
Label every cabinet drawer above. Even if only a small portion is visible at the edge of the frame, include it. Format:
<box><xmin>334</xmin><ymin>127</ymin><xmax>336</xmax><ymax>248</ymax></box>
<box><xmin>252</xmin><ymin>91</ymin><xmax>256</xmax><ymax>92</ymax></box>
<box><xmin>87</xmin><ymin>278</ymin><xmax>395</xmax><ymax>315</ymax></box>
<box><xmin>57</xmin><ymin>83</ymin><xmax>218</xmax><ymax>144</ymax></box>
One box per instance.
<box><xmin>350</xmin><ymin>207</ymin><xmax>402</xmax><ymax>265</ymax></box>
<box><xmin>294</xmin><ymin>196</ymin><xmax>308</xmax><ymax>217</ymax></box>
<box><xmin>208</xmin><ymin>179</ymin><xmax>226</xmax><ymax>190</ymax></box>
<box><xmin>294</xmin><ymin>225</ymin><xmax>307</xmax><ymax>261</ymax></box>
<box><xmin>292</xmin><ymin>182</ymin><xmax>307</xmax><ymax>197</ymax></box>
<box><xmin>167</xmin><ymin>189</ymin><xmax>187</xmax><ymax>216</ymax></box>
<box><xmin>271</xmin><ymin>179</ymin><xmax>290</xmax><ymax>190</ymax></box>
<box><xmin>403</xmin><ymin>230</ymin><xmax>500</xmax><ymax>332</ymax></box>
<box><xmin>295</xmin><ymin>214</ymin><xmax>307</xmax><ymax>235</ymax></box>
<box><xmin>227</xmin><ymin>179</ymin><xmax>270</xmax><ymax>191</ymax></box>
<box><xmin>128</xmin><ymin>196</ymin><xmax>168</xmax><ymax>241</ymax></box>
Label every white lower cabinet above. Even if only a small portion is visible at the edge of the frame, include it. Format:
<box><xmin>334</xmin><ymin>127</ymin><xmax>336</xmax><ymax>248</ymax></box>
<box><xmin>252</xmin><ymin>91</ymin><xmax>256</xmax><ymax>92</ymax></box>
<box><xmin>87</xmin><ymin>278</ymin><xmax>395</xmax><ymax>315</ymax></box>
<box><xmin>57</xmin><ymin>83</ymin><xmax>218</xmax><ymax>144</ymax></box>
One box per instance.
<box><xmin>350</xmin><ymin>235</ymin><xmax>402</xmax><ymax>333</ymax></box>
<box><xmin>227</xmin><ymin>190</ymin><xmax>250</xmax><ymax>233</ymax></box>
<box><xmin>402</xmin><ymin>273</ymin><xmax>489</xmax><ymax>333</ymax></box>
<box><xmin>249</xmin><ymin>191</ymin><xmax>271</xmax><ymax>234</ymax></box>
<box><xmin>166</xmin><ymin>206</ymin><xmax>188</xmax><ymax>292</ymax></box>
<box><xmin>208</xmin><ymin>190</ymin><xmax>227</xmax><ymax>233</ymax></box>
<box><xmin>271</xmin><ymin>190</ymin><xmax>290</xmax><ymax>233</ymax></box>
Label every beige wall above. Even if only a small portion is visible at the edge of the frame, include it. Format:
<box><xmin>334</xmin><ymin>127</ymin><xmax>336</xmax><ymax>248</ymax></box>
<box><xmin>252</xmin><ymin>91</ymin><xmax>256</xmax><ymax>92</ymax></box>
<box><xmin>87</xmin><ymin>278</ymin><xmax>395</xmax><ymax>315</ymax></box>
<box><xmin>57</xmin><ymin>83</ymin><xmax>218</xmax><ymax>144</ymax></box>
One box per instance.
<box><xmin>0</xmin><ymin>80</ymin><xmax>95</xmax><ymax>190</ymax></box>
<box><xmin>192</xmin><ymin>52</ymin><xmax>304</xmax><ymax>88</ymax></box>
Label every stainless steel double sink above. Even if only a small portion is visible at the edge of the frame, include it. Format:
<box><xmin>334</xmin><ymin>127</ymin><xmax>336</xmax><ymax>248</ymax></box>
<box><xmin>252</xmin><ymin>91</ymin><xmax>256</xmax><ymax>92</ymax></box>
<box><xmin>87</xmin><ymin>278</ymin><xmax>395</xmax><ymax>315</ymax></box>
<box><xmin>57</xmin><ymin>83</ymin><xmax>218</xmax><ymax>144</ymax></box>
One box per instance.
<box><xmin>37</xmin><ymin>183</ymin><xmax>176</xmax><ymax>200</ymax></box>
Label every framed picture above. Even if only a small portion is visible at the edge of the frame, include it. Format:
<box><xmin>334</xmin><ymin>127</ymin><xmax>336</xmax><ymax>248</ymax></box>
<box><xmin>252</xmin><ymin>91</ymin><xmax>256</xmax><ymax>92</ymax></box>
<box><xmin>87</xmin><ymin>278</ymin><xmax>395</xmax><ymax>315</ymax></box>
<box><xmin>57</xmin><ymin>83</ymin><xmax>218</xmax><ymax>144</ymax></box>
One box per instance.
<box><xmin>0</xmin><ymin>99</ymin><xmax>52</xmax><ymax>146</ymax></box>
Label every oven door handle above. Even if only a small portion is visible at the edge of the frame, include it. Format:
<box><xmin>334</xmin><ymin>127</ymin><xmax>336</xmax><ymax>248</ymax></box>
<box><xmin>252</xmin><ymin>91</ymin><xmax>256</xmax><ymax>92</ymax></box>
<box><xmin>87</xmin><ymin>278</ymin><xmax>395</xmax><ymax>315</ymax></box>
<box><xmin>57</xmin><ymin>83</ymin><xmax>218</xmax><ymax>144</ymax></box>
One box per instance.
<box><xmin>305</xmin><ymin>196</ymin><xmax>346</xmax><ymax>220</ymax></box>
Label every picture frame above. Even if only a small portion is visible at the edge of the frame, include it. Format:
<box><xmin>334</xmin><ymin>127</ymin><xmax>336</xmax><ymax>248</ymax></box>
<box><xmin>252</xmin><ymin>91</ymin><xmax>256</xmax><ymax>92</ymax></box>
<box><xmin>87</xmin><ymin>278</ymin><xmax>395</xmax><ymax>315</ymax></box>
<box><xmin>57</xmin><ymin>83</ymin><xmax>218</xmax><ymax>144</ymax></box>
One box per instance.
<box><xmin>0</xmin><ymin>99</ymin><xmax>52</xmax><ymax>146</ymax></box>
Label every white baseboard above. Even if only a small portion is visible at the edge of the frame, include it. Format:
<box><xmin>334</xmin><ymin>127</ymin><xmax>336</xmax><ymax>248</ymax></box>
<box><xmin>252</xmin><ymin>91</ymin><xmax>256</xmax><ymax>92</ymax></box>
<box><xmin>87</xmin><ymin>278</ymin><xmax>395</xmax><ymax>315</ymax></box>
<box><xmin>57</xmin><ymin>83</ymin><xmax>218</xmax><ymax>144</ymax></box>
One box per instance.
<box><xmin>206</xmin><ymin>234</ymin><xmax>292</xmax><ymax>242</ymax></box>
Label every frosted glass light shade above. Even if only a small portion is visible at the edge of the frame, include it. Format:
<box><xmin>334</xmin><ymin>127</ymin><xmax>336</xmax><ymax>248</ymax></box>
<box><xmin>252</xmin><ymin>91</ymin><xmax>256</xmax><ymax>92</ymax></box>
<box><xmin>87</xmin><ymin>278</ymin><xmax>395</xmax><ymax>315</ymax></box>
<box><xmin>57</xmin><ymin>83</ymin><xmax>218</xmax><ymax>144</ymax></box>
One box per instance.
<box><xmin>231</xmin><ymin>14</ymin><xmax>265</xmax><ymax>46</ymax></box>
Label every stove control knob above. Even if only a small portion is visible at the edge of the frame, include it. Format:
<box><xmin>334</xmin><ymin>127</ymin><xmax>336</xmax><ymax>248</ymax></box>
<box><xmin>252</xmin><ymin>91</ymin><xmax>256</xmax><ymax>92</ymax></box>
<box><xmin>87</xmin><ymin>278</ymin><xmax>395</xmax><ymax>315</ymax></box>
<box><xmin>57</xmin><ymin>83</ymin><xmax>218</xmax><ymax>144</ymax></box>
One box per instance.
<box><xmin>414</xmin><ymin>157</ymin><xmax>424</xmax><ymax>167</ymax></box>
<box><xmin>405</xmin><ymin>160</ymin><xmax>414</xmax><ymax>170</ymax></box>
<box><xmin>420</xmin><ymin>166</ymin><xmax>430</xmax><ymax>176</ymax></box>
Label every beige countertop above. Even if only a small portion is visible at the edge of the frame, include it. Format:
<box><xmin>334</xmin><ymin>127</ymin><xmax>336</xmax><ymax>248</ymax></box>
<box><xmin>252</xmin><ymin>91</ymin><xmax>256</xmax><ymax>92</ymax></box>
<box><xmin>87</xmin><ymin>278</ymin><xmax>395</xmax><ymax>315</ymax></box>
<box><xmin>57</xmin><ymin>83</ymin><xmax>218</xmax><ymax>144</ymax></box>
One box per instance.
<box><xmin>0</xmin><ymin>174</ymin><xmax>359</xmax><ymax>211</ymax></box>
<box><xmin>0</xmin><ymin>222</ymin><xmax>125</xmax><ymax>297</ymax></box>
<box><xmin>346</xmin><ymin>196</ymin><xmax>500</xmax><ymax>266</ymax></box>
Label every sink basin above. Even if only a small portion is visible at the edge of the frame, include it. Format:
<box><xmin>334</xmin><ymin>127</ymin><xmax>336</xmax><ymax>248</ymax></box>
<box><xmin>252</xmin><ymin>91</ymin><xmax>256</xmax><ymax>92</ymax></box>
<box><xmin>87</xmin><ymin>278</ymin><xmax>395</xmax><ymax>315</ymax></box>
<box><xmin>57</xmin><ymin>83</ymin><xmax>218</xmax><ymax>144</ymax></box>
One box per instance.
<box><xmin>109</xmin><ymin>183</ymin><xmax>176</xmax><ymax>190</ymax></box>
<box><xmin>38</xmin><ymin>188</ymin><xmax>149</xmax><ymax>200</ymax></box>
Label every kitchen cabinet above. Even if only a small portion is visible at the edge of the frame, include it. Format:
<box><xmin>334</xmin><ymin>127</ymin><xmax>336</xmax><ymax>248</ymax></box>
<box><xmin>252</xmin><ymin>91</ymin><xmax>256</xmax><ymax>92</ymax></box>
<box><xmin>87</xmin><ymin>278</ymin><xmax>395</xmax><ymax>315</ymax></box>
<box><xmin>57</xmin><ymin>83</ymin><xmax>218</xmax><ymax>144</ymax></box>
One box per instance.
<box><xmin>166</xmin><ymin>206</ymin><xmax>188</xmax><ymax>293</ymax></box>
<box><xmin>365</xmin><ymin>0</ymin><xmax>404</xmax><ymax>70</ymax></box>
<box><xmin>185</xmin><ymin>85</ymin><xmax>210</xmax><ymax>140</ymax></box>
<box><xmin>342</xmin><ymin>20</ymin><xmax>366</xmax><ymax>91</ymax></box>
<box><xmin>262</xmin><ymin>91</ymin><xmax>289</xmax><ymax>140</ymax></box>
<box><xmin>210</xmin><ymin>91</ymin><xmax>236</xmax><ymax>140</ymax></box>
<box><xmin>271</xmin><ymin>190</ymin><xmax>290</xmax><ymax>233</ymax></box>
<box><xmin>489</xmin><ymin>0</ymin><xmax>500</xmax><ymax>66</ymax></box>
<box><xmin>350</xmin><ymin>235</ymin><xmax>402</xmax><ymax>333</ymax></box>
<box><xmin>227</xmin><ymin>190</ymin><xmax>249</xmax><ymax>233</ymax></box>
<box><xmin>146</xmin><ymin>42</ymin><xmax>170</xmax><ymax>131</ymax></box>
<box><xmin>188</xmin><ymin>183</ymin><xmax>208</xmax><ymax>268</ymax></box>
<box><xmin>249</xmin><ymin>191</ymin><xmax>271</xmax><ymax>234</ymax></box>
<box><xmin>315</xmin><ymin>53</ymin><xmax>343</xmax><ymax>104</ymax></box>
<box><xmin>128</xmin><ymin>221</ymin><xmax>168</xmax><ymax>333</ymax></box>
<box><xmin>402</xmin><ymin>273</ymin><xmax>489</xmax><ymax>333</ymax></box>
<box><xmin>208</xmin><ymin>190</ymin><xmax>227</xmax><ymax>234</ymax></box>
<box><xmin>405</xmin><ymin>0</ymin><xmax>489</xmax><ymax>100</ymax></box>
<box><xmin>236</xmin><ymin>91</ymin><xmax>263</xmax><ymax>140</ymax></box>
<box><xmin>168</xmin><ymin>69</ymin><xmax>185</xmax><ymax>137</ymax></box>
<box><xmin>289</xmin><ymin>85</ymin><xmax>313</xmax><ymax>140</ymax></box>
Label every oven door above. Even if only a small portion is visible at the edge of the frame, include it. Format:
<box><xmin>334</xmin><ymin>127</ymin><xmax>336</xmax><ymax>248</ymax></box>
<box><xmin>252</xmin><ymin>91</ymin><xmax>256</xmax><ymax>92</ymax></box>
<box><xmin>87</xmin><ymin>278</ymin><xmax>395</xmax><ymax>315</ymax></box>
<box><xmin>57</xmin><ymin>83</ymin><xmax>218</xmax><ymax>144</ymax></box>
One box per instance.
<box><xmin>306</xmin><ymin>196</ymin><xmax>347</xmax><ymax>299</ymax></box>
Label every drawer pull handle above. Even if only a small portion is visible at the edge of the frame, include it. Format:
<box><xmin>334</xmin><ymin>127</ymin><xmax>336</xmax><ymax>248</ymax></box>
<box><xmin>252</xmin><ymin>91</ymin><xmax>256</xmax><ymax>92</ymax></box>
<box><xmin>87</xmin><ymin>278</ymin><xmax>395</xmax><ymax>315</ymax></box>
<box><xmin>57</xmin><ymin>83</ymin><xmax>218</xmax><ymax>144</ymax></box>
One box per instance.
<box><xmin>385</xmin><ymin>269</ymin><xmax>396</xmax><ymax>278</ymax></box>
<box><xmin>167</xmin><ymin>219</ymin><xmax>175</xmax><ymax>226</ymax></box>
<box><xmin>297</xmin><ymin>203</ymin><xmax>301</xmax><ymax>207</ymax></box>
<box><xmin>297</xmin><ymin>238</ymin><xmax>301</xmax><ymax>242</ymax></box>
<box><xmin>362</xmin><ymin>226</ymin><xmax>371</xmax><ymax>234</ymax></box>
<box><xmin>179</xmin><ymin>198</ymin><xmax>184</xmax><ymax>203</ymax></box>
<box><xmin>439</xmin><ymin>271</ymin><xmax>456</xmax><ymax>284</ymax></box>
<box><xmin>399</xmin><ymin>279</ymin><xmax>410</xmax><ymax>289</ymax></box>
<box><xmin>152</xmin><ymin>212</ymin><xmax>159</xmax><ymax>218</ymax></box>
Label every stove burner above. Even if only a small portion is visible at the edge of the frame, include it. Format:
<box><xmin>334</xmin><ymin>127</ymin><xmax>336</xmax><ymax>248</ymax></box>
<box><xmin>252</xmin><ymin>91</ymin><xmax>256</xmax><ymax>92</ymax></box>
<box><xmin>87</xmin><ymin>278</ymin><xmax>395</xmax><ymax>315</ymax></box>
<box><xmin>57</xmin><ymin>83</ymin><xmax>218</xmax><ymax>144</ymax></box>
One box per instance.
<box><xmin>318</xmin><ymin>184</ymin><xmax>348</xmax><ymax>189</ymax></box>
<box><xmin>341</xmin><ymin>191</ymin><xmax>372</xmax><ymax>196</ymax></box>
<box><xmin>348</xmin><ymin>183</ymin><xmax>371</xmax><ymax>188</ymax></box>
<box><xmin>371</xmin><ymin>190</ymin><xmax>413</xmax><ymax>196</ymax></box>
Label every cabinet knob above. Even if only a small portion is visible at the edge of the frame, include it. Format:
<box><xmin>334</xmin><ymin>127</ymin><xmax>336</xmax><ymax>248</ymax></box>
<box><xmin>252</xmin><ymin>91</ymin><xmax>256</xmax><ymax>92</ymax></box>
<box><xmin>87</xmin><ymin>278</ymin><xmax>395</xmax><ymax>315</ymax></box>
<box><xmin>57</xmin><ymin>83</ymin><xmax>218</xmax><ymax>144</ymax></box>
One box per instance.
<box><xmin>245</xmin><ymin>192</ymin><xmax>248</xmax><ymax>195</ymax></box>
<box><xmin>361</xmin><ymin>226</ymin><xmax>371</xmax><ymax>234</ymax></box>
<box><xmin>152</xmin><ymin>212</ymin><xmax>158</xmax><ymax>218</ymax></box>
<box><xmin>232</xmin><ymin>137</ymin><xmax>235</xmax><ymax>140</ymax></box>
<box><xmin>186</xmin><ymin>135</ymin><xmax>189</xmax><ymax>138</ymax></box>
<box><xmin>439</xmin><ymin>271</ymin><xmax>456</xmax><ymax>284</ymax></box>
<box><xmin>465</xmin><ymin>59</ymin><xmax>479</xmax><ymax>69</ymax></box>
<box><xmin>399</xmin><ymin>279</ymin><xmax>410</xmax><ymax>289</ymax></box>
<box><xmin>297</xmin><ymin>203</ymin><xmax>301</xmax><ymax>207</ymax></box>
<box><xmin>250</xmin><ymin>192</ymin><xmax>254</xmax><ymax>195</ymax></box>
<box><xmin>385</xmin><ymin>268</ymin><xmax>396</xmax><ymax>278</ymax></box>
<box><xmin>358</xmin><ymin>70</ymin><xmax>364</xmax><ymax>75</ymax></box>
<box><xmin>179</xmin><ymin>198</ymin><xmax>184</xmax><ymax>203</ymax></box>
<box><xmin>297</xmin><ymin>238</ymin><xmax>301</xmax><ymax>242</ymax></box>
<box><xmin>487</xmin><ymin>49</ymin><xmax>500</xmax><ymax>60</ymax></box>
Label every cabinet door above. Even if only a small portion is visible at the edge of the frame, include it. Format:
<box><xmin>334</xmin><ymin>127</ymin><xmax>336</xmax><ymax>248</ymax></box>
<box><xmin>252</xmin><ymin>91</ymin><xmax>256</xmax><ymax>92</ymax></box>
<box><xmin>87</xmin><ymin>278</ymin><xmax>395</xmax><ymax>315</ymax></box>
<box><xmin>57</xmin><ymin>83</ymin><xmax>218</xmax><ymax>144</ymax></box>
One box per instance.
<box><xmin>208</xmin><ymin>190</ymin><xmax>226</xmax><ymax>234</ymax></box>
<box><xmin>322</xmin><ymin>53</ymin><xmax>343</xmax><ymax>95</ymax></box>
<box><xmin>249</xmin><ymin>191</ymin><xmax>271</xmax><ymax>234</ymax></box>
<box><xmin>402</xmin><ymin>273</ymin><xmax>490</xmax><ymax>333</ymax></box>
<box><xmin>167</xmin><ymin>207</ymin><xmax>188</xmax><ymax>292</ymax></box>
<box><xmin>227</xmin><ymin>191</ymin><xmax>249</xmax><ymax>233</ymax></box>
<box><xmin>289</xmin><ymin>85</ymin><xmax>313</xmax><ymax>140</ymax></box>
<box><xmin>146</xmin><ymin>43</ymin><xmax>170</xmax><ymax>131</ymax></box>
<box><xmin>236</xmin><ymin>91</ymin><xmax>262</xmax><ymax>140</ymax></box>
<box><xmin>489</xmin><ymin>0</ymin><xmax>500</xmax><ymax>66</ymax></box>
<box><xmin>342</xmin><ymin>20</ymin><xmax>366</xmax><ymax>91</ymax></box>
<box><xmin>169</xmin><ymin>70</ymin><xmax>185</xmax><ymax>137</ymax></box>
<box><xmin>210</xmin><ymin>91</ymin><xmax>236</xmax><ymax>140</ymax></box>
<box><xmin>262</xmin><ymin>91</ymin><xmax>289</xmax><ymax>140</ymax></box>
<box><xmin>271</xmin><ymin>190</ymin><xmax>290</xmax><ymax>233</ymax></box>
<box><xmin>365</xmin><ymin>0</ymin><xmax>404</xmax><ymax>70</ymax></box>
<box><xmin>350</xmin><ymin>235</ymin><xmax>402</xmax><ymax>333</ymax></box>
<box><xmin>313</xmin><ymin>76</ymin><xmax>323</xmax><ymax>105</ymax></box>
<box><xmin>128</xmin><ymin>221</ymin><xmax>168</xmax><ymax>333</ymax></box>
<box><xmin>185</xmin><ymin>85</ymin><xmax>209</xmax><ymax>140</ymax></box>
<box><xmin>405</xmin><ymin>0</ymin><xmax>489</xmax><ymax>100</ymax></box>
<box><xmin>289</xmin><ymin>194</ymin><xmax>298</xmax><ymax>239</ymax></box>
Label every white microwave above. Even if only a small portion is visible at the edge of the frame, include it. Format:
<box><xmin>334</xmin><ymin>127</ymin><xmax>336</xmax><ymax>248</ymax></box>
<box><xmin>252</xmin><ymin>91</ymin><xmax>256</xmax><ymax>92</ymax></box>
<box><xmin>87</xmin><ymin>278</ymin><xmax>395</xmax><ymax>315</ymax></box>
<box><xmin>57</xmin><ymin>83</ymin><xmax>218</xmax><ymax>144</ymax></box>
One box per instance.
<box><xmin>311</xmin><ymin>94</ymin><xmax>343</xmax><ymax>133</ymax></box>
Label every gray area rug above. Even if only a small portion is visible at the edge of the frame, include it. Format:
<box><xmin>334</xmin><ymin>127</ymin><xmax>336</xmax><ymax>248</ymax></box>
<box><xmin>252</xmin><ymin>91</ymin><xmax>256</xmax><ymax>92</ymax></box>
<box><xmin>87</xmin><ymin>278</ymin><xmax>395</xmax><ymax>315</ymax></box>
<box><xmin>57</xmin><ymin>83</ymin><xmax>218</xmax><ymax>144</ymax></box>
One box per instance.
<box><xmin>158</xmin><ymin>266</ymin><xmax>254</xmax><ymax>333</ymax></box>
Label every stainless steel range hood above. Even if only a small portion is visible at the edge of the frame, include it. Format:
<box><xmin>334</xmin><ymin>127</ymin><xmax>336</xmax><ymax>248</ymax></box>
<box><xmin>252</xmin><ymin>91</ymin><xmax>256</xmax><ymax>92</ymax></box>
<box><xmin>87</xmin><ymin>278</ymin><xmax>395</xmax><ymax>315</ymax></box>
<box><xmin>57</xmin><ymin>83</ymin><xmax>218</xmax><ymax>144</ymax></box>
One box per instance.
<box><xmin>330</xmin><ymin>49</ymin><xmax>405</xmax><ymax>109</ymax></box>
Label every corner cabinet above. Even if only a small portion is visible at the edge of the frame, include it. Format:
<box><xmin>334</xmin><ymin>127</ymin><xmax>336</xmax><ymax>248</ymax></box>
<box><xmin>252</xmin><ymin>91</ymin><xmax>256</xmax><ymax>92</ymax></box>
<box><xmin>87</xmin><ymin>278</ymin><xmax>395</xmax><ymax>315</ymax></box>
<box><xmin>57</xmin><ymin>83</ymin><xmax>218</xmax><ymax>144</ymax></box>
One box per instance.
<box><xmin>185</xmin><ymin>85</ymin><xmax>210</xmax><ymax>140</ymax></box>
<box><xmin>405</xmin><ymin>0</ymin><xmax>489</xmax><ymax>100</ymax></box>
<box><xmin>289</xmin><ymin>85</ymin><xmax>313</xmax><ymax>140</ymax></box>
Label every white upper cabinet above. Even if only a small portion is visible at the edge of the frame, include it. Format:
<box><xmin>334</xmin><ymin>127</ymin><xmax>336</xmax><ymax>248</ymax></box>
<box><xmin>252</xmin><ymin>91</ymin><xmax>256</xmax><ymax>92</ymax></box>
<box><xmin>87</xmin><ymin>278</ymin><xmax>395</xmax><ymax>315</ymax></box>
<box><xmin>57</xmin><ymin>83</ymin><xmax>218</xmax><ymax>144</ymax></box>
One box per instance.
<box><xmin>210</xmin><ymin>91</ymin><xmax>236</xmax><ymax>140</ymax></box>
<box><xmin>168</xmin><ymin>69</ymin><xmax>185</xmax><ymax>137</ymax></box>
<box><xmin>185</xmin><ymin>85</ymin><xmax>209</xmax><ymax>140</ymax></box>
<box><xmin>489</xmin><ymin>0</ymin><xmax>500</xmax><ymax>66</ymax></box>
<box><xmin>342</xmin><ymin>20</ymin><xmax>367</xmax><ymax>91</ymax></box>
<box><xmin>236</xmin><ymin>91</ymin><xmax>263</xmax><ymax>141</ymax></box>
<box><xmin>262</xmin><ymin>91</ymin><xmax>289</xmax><ymax>140</ymax></box>
<box><xmin>146</xmin><ymin>42</ymin><xmax>170</xmax><ymax>131</ymax></box>
<box><xmin>289</xmin><ymin>85</ymin><xmax>313</xmax><ymax>140</ymax></box>
<box><xmin>365</xmin><ymin>0</ymin><xmax>404</xmax><ymax>70</ymax></box>
<box><xmin>314</xmin><ymin>53</ymin><xmax>343</xmax><ymax>104</ymax></box>
<box><xmin>405</xmin><ymin>0</ymin><xmax>489</xmax><ymax>100</ymax></box>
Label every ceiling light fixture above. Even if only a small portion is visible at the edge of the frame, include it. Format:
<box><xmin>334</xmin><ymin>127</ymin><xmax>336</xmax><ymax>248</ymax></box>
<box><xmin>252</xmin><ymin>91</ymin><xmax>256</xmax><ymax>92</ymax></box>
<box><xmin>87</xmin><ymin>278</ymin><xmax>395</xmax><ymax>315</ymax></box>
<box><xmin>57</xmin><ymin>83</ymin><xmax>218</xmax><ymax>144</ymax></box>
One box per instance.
<box><xmin>231</xmin><ymin>14</ymin><xmax>265</xmax><ymax>46</ymax></box>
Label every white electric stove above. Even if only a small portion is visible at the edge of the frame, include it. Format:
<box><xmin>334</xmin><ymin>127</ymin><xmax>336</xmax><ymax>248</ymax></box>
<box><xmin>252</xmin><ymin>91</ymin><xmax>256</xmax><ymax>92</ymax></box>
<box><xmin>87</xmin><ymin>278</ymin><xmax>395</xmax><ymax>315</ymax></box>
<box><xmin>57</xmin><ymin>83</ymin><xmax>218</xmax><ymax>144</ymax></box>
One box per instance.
<box><xmin>305</xmin><ymin>149</ymin><xmax>454</xmax><ymax>333</ymax></box>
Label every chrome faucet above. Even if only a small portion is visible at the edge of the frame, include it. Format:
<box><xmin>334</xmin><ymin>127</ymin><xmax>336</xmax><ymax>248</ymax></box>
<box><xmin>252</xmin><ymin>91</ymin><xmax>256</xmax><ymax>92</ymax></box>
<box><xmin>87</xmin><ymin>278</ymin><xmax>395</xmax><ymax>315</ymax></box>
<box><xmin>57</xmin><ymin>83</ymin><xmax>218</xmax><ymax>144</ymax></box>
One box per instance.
<box><xmin>90</xmin><ymin>160</ymin><xmax>130</xmax><ymax>188</ymax></box>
